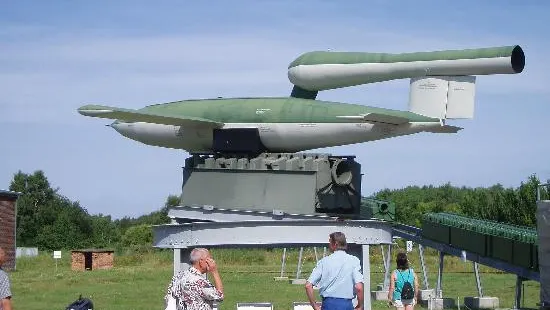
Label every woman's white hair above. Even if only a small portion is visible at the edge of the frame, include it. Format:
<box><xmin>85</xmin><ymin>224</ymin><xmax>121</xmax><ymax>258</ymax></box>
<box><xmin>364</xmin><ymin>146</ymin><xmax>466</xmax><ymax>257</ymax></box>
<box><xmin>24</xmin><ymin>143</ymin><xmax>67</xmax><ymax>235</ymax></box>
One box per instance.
<box><xmin>189</xmin><ymin>248</ymin><xmax>209</xmax><ymax>263</ymax></box>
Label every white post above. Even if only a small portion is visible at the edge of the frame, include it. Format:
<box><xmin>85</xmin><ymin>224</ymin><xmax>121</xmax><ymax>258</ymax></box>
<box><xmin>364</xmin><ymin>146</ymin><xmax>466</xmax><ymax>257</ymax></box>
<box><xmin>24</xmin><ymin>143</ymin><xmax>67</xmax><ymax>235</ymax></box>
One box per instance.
<box><xmin>363</xmin><ymin>245</ymin><xmax>371</xmax><ymax>310</ymax></box>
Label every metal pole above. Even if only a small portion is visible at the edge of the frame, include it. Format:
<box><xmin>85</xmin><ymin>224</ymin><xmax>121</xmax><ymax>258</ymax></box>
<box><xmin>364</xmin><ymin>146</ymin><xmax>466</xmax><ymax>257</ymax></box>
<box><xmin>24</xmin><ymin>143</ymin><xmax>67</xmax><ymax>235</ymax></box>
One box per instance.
<box><xmin>174</xmin><ymin>249</ymin><xmax>181</xmax><ymax>275</ymax></box>
<box><xmin>363</xmin><ymin>244</ymin><xmax>371</xmax><ymax>310</ymax></box>
<box><xmin>419</xmin><ymin>244</ymin><xmax>429</xmax><ymax>289</ymax></box>
<box><xmin>473</xmin><ymin>262</ymin><xmax>483</xmax><ymax>297</ymax></box>
<box><xmin>177</xmin><ymin>248</ymin><xmax>192</xmax><ymax>275</ymax></box>
<box><xmin>381</xmin><ymin>245</ymin><xmax>387</xmax><ymax>271</ymax></box>
<box><xmin>314</xmin><ymin>247</ymin><xmax>319</xmax><ymax>263</ymax></box>
<box><xmin>280</xmin><ymin>248</ymin><xmax>287</xmax><ymax>278</ymax></box>
<box><xmin>523</xmin><ymin>282</ymin><xmax>525</xmax><ymax>309</ymax></box>
<box><xmin>383</xmin><ymin>244</ymin><xmax>392</xmax><ymax>291</ymax></box>
<box><xmin>436</xmin><ymin>251</ymin><xmax>444</xmax><ymax>298</ymax></box>
<box><xmin>296</xmin><ymin>247</ymin><xmax>304</xmax><ymax>279</ymax></box>
<box><xmin>515</xmin><ymin>276</ymin><xmax>523</xmax><ymax>309</ymax></box>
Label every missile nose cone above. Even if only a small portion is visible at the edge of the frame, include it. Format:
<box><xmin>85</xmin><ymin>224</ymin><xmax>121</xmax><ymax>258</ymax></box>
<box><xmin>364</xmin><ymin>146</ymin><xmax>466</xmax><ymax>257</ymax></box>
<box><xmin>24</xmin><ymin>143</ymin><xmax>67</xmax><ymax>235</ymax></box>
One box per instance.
<box><xmin>109</xmin><ymin>120</ymin><xmax>122</xmax><ymax>130</ymax></box>
<box><xmin>109</xmin><ymin>121</ymin><xmax>134</xmax><ymax>138</ymax></box>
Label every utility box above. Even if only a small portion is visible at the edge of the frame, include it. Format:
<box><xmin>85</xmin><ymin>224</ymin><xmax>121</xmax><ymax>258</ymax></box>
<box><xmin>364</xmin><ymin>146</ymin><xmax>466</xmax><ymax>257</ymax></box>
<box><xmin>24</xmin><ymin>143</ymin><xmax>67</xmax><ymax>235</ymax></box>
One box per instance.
<box><xmin>180</xmin><ymin>153</ymin><xmax>362</xmax><ymax>217</ymax></box>
<box><xmin>0</xmin><ymin>190</ymin><xmax>20</xmax><ymax>271</ymax></box>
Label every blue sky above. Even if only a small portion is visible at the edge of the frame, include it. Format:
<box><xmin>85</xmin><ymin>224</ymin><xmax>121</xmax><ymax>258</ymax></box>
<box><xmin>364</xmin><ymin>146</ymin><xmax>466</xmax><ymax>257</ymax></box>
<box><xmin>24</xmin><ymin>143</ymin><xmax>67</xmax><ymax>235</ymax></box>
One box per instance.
<box><xmin>1</xmin><ymin>1</ymin><xmax>549</xmax><ymax>219</ymax></box>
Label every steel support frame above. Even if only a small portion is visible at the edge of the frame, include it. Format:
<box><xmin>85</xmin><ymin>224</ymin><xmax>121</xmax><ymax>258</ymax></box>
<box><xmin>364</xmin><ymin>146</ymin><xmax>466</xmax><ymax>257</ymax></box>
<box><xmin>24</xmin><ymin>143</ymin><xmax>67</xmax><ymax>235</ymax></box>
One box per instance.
<box><xmin>155</xmin><ymin>219</ymin><xmax>392</xmax><ymax>310</ymax></box>
<box><xmin>362</xmin><ymin>245</ymin><xmax>372</xmax><ymax>310</ymax></box>
<box><xmin>474</xmin><ymin>262</ymin><xmax>483</xmax><ymax>297</ymax></box>
<box><xmin>279</xmin><ymin>248</ymin><xmax>287</xmax><ymax>278</ymax></box>
<box><xmin>347</xmin><ymin>244</ymin><xmax>371</xmax><ymax>310</ymax></box>
<box><xmin>168</xmin><ymin>205</ymin><xmax>338</xmax><ymax>223</ymax></box>
<box><xmin>436</xmin><ymin>251</ymin><xmax>444</xmax><ymax>298</ymax></box>
<box><xmin>514</xmin><ymin>276</ymin><xmax>526</xmax><ymax>310</ymax></box>
<box><xmin>418</xmin><ymin>244</ymin><xmax>429</xmax><ymax>289</ymax></box>
<box><xmin>382</xmin><ymin>244</ymin><xmax>392</xmax><ymax>291</ymax></box>
<box><xmin>296</xmin><ymin>247</ymin><xmax>304</xmax><ymax>279</ymax></box>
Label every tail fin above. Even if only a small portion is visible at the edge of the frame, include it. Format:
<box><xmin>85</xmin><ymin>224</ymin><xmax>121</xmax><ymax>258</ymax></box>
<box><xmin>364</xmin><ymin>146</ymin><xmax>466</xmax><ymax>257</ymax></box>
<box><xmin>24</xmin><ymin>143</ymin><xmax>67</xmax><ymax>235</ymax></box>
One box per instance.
<box><xmin>408</xmin><ymin>76</ymin><xmax>476</xmax><ymax>119</ymax></box>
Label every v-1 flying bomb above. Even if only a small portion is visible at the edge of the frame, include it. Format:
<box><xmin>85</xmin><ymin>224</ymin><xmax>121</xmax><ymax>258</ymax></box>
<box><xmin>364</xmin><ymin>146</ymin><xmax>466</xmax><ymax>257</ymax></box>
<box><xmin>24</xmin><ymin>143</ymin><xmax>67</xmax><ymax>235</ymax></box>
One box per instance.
<box><xmin>78</xmin><ymin>45</ymin><xmax>525</xmax><ymax>154</ymax></box>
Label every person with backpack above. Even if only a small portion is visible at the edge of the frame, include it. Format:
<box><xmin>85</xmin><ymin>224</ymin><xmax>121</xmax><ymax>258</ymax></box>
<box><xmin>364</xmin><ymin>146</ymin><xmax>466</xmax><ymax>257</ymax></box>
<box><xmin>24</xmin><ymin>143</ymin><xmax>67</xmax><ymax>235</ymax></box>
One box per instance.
<box><xmin>388</xmin><ymin>252</ymin><xmax>419</xmax><ymax>310</ymax></box>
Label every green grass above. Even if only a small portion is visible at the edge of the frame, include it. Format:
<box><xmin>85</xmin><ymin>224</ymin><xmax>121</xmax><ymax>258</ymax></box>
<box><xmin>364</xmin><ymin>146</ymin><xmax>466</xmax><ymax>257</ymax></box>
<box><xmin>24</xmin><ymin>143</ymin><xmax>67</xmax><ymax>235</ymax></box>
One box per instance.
<box><xmin>9</xmin><ymin>247</ymin><xmax>541</xmax><ymax>310</ymax></box>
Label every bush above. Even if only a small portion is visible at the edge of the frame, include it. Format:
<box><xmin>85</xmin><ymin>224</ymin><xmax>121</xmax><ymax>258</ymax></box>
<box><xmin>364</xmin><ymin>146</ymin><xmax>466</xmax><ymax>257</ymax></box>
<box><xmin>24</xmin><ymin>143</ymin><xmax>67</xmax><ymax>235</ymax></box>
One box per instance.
<box><xmin>121</xmin><ymin>224</ymin><xmax>153</xmax><ymax>248</ymax></box>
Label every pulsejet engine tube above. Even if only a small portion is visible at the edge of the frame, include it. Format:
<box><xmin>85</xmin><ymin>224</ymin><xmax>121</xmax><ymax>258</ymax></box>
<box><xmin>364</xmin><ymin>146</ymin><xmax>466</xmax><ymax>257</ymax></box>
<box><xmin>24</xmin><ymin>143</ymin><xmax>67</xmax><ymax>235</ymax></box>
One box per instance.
<box><xmin>288</xmin><ymin>45</ymin><xmax>525</xmax><ymax>91</ymax></box>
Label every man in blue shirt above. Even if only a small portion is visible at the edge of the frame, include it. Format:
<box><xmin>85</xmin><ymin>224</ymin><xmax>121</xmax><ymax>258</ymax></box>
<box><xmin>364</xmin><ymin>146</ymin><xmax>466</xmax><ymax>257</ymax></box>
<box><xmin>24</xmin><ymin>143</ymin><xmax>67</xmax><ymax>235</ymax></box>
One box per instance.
<box><xmin>305</xmin><ymin>232</ymin><xmax>364</xmax><ymax>310</ymax></box>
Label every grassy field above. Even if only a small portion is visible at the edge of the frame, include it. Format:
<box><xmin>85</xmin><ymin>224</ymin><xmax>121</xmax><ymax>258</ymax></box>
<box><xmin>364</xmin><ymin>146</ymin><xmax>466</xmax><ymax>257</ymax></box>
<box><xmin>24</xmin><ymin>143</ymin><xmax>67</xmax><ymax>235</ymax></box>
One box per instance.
<box><xmin>9</xmin><ymin>246</ymin><xmax>541</xmax><ymax>310</ymax></box>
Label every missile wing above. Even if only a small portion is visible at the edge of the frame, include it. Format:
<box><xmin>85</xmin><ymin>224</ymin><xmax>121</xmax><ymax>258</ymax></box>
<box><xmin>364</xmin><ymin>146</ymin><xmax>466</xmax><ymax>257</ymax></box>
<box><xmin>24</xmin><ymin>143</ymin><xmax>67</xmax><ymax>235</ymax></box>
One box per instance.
<box><xmin>78</xmin><ymin>104</ymin><xmax>224</xmax><ymax>129</ymax></box>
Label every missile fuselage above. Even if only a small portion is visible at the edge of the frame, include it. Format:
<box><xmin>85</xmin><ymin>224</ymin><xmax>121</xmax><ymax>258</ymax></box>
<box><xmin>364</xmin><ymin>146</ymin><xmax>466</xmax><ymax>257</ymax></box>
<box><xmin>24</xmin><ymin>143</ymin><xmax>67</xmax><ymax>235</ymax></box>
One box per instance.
<box><xmin>108</xmin><ymin>97</ymin><xmax>440</xmax><ymax>152</ymax></box>
<box><xmin>79</xmin><ymin>45</ymin><xmax>526</xmax><ymax>153</ymax></box>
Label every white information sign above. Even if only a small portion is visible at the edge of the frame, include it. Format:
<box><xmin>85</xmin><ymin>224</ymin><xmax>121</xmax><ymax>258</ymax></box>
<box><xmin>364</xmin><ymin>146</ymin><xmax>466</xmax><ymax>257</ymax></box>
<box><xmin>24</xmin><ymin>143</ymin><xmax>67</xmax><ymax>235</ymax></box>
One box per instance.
<box><xmin>406</xmin><ymin>241</ymin><xmax>413</xmax><ymax>252</ymax></box>
<box><xmin>53</xmin><ymin>250</ymin><xmax>62</xmax><ymax>273</ymax></box>
<box><xmin>53</xmin><ymin>251</ymin><xmax>61</xmax><ymax>259</ymax></box>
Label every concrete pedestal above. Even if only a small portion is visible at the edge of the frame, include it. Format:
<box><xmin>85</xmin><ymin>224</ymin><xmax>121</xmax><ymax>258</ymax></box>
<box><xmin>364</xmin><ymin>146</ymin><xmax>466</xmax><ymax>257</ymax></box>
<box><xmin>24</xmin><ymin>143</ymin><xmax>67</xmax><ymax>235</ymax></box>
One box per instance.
<box><xmin>426</xmin><ymin>298</ymin><xmax>455</xmax><ymax>310</ymax></box>
<box><xmin>420</xmin><ymin>289</ymin><xmax>436</xmax><ymax>301</ymax></box>
<box><xmin>371</xmin><ymin>290</ymin><xmax>389</xmax><ymax>301</ymax></box>
<box><xmin>419</xmin><ymin>290</ymin><xmax>441</xmax><ymax>307</ymax></box>
<box><xmin>291</xmin><ymin>279</ymin><xmax>307</xmax><ymax>285</ymax></box>
<box><xmin>463</xmin><ymin>296</ymin><xmax>499</xmax><ymax>309</ymax></box>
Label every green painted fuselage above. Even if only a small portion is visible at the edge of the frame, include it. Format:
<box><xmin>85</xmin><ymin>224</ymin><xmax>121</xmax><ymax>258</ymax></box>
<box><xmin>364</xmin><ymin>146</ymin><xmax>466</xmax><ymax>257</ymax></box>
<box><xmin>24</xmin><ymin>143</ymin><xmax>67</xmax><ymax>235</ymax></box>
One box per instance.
<box><xmin>110</xmin><ymin>97</ymin><xmax>443</xmax><ymax>152</ymax></box>
<box><xmin>139</xmin><ymin>97</ymin><xmax>436</xmax><ymax>123</ymax></box>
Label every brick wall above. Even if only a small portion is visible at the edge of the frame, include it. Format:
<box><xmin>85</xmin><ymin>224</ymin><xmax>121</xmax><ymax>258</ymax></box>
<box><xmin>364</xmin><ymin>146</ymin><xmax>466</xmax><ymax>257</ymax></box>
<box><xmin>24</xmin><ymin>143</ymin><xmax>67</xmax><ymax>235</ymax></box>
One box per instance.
<box><xmin>71</xmin><ymin>252</ymin><xmax>85</xmax><ymax>271</ymax></box>
<box><xmin>71</xmin><ymin>251</ymin><xmax>114</xmax><ymax>271</ymax></box>
<box><xmin>92</xmin><ymin>252</ymin><xmax>113</xmax><ymax>270</ymax></box>
<box><xmin>0</xmin><ymin>196</ymin><xmax>16</xmax><ymax>271</ymax></box>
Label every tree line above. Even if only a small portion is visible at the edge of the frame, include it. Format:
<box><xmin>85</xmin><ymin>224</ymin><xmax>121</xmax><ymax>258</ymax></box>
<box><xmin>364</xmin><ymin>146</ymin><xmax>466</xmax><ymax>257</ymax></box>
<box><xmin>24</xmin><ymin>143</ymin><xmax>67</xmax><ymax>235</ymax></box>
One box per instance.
<box><xmin>8</xmin><ymin>170</ymin><xmax>177</xmax><ymax>251</ymax></box>
<box><xmin>372</xmin><ymin>174</ymin><xmax>549</xmax><ymax>228</ymax></box>
<box><xmin>7</xmin><ymin>170</ymin><xmax>548</xmax><ymax>251</ymax></box>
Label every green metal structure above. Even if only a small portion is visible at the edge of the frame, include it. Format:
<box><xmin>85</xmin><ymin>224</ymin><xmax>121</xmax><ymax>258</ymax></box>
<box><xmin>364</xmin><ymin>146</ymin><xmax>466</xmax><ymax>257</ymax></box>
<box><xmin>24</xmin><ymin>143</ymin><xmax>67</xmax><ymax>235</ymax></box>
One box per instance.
<box><xmin>422</xmin><ymin>212</ymin><xmax>538</xmax><ymax>270</ymax></box>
